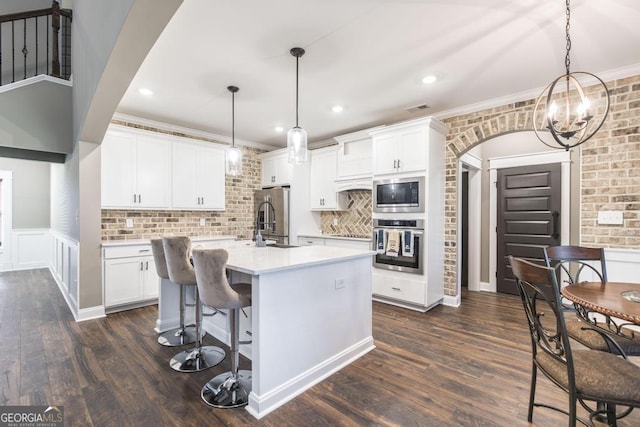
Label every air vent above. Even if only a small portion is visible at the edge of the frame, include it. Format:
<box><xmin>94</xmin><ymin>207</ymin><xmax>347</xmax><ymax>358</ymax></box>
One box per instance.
<box><xmin>405</xmin><ymin>104</ymin><xmax>431</xmax><ymax>114</ymax></box>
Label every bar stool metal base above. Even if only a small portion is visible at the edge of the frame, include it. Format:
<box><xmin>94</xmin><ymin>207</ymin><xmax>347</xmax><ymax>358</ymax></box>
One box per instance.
<box><xmin>157</xmin><ymin>326</ymin><xmax>202</xmax><ymax>347</ymax></box>
<box><xmin>169</xmin><ymin>346</ymin><xmax>225</xmax><ymax>373</ymax></box>
<box><xmin>201</xmin><ymin>370</ymin><xmax>252</xmax><ymax>408</ymax></box>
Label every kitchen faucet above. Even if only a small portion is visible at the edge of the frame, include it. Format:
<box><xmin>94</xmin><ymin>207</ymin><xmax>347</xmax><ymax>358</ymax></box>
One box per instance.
<box><xmin>255</xmin><ymin>200</ymin><xmax>276</xmax><ymax>247</ymax></box>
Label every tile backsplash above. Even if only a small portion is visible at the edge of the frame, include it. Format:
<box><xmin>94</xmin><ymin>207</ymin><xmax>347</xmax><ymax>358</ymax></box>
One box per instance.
<box><xmin>320</xmin><ymin>190</ymin><xmax>372</xmax><ymax>238</ymax></box>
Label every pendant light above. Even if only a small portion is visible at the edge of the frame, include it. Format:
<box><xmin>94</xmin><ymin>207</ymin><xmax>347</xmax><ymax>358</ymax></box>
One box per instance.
<box><xmin>532</xmin><ymin>0</ymin><xmax>610</xmax><ymax>151</ymax></box>
<box><xmin>225</xmin><ymin>85</ymin><xmax>243</xmax><ymax>176</ymax></box>
<box><xmin>287</xmin><ymin>47</ymin><xmax>308</xmax><ymax>164</ymax></box>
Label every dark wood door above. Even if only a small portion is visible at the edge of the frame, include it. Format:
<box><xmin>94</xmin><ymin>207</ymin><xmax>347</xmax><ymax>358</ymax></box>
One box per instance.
<box><xmin>497</xmin><ymin>163</ymin><xmax>561</xmax><ymax>294</ymax></box>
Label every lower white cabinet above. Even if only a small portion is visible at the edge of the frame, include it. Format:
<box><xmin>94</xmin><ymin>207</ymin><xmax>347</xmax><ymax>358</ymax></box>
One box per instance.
<box><xmin>103</xmin><ymin>244</ymin><xmax>159</xmax><ymax>309</ymax></box>
<box><xmin>297</xmin><ymin>235</ymin><xmax>370</xmax><ymax>250</ymax></box>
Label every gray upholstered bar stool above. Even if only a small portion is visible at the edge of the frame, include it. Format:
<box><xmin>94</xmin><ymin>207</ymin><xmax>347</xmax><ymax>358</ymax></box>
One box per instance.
<box><xmin>162</xmin><ymin>236</ymin><xmax>225</xmax><ymax>373</ymax></box>
<box><xmin>150</xmin><ymin>239</ymin><xmax>198</xmax><ymax>347</ymax></box>
<box><xmin>192</xmin><ymin>248</ymin><xmax>252</xmax><ymax>408</ymax></box>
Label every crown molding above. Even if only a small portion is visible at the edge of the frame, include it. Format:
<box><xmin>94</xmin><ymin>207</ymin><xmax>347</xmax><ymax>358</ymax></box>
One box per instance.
<box><xmin>433</xmin><ymin>63</ymin><xmax>640</xmax><ymax>120</ymax></box>
<box><xmin>111</xmin><ymin>112</ymin><xmax>278</xmax><ymax>151</ymax></box>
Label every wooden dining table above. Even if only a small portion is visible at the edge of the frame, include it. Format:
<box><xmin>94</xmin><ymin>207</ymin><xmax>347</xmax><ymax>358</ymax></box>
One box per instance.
<box><xmin>561</xmin><ymin>281</ymin><xmax>640</xmax><ymax>326</ymax></box>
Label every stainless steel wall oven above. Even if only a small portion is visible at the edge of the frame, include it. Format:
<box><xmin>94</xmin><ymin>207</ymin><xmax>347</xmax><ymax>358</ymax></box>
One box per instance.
<box><xmin>372</xmin><ymin>218</ymin><xmax>424</xmax><ymax>274</ymax></box>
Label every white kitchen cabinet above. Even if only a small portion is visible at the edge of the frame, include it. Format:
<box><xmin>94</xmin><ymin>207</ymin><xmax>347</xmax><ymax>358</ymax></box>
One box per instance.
<box><xmin>171</xmin><ymin>140</ymin><xmax>225</xmax><ymax>210</ymax></box>
<box><xmin>101</xmin><ymin>126</ymin><xmax>171</xmax><ymax>209</ymax></box>
<box><xmin>103</xmin><ymin>244</ymin><xmax>159</xmax><ymax>310</ymax></box>
<box><xmin>309</xmin><ymin>147</ymin><xmax>347</xmax><ymax>210</ymax></box>
<box><xmin>334</xmin><ymin>128</ymin><xmax>375</xmax><ymax>179</ymax></box>
<box><xmin>260</xmin><ymin>151</ymin><xmax>293</xmax><ymax>188</ymax></box>
<box><xmin>372</xmin><ymin>127</ymin><xmax>427</xmax><ymax>175</ymax></box>
<box><xmin>297</xmin><ymin>235</ymin><xmax>371</xmax><ymax>250</ymax></box>
<box><xmin>297</xmin><ymin>236</ymin><xmax>326</xmax><ymax>246</ymax></box>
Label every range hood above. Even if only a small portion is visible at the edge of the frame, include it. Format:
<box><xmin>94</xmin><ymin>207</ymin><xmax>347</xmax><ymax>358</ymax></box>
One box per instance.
<box><xmin>335</xmin><ymin>178</ymin><xmax>372</xmax><ymax>192</ymax></box>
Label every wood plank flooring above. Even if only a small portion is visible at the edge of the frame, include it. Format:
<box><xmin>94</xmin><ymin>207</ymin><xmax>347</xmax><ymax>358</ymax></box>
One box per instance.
<box><xmin>2</xmin><ymin>268</ymin><xmax>639</xmax><ymax>426</ymax></box>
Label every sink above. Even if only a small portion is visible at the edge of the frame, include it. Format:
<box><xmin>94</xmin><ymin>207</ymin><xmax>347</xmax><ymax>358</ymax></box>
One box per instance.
<box><xmin>266</xmin><ymin>243</ymin><xmax>299</xmax><ymax>248</ymax></box>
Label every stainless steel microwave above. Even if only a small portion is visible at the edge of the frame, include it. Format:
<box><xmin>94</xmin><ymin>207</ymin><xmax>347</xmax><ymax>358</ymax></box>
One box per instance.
<box><xmin>373</xmin><ymin>176</ymin><xmax>425</xmax><ymax>213</ymax></box>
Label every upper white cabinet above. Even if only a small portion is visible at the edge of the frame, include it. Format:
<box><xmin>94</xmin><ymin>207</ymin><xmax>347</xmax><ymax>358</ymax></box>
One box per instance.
<box><xmin>101</xmin><ymin>126</ymin><xmax>171</xmax><ymax>209</ymax></box>
<box><xmin>334</xmin><ymin>128</ymin><xmax>376</xmax><ymax>180</ymax></box>
<box><xmin>309</xmin><ymin>146</ymin><xmax>347</xmax><ymax>211</ymax></box>
<box><xmin>371</xmin><ymin>117</ymin><xmax>448</xmax><ymax>176</ymax></box>
<box><xmin>171</xmin><ymin>140</ymin><xmax>225</xmax><ymax>210</ymax></box>
<box><xmin>260</xmin><ymin>150</ymin><xmax>293</xmax><ymax>188</ymax></box>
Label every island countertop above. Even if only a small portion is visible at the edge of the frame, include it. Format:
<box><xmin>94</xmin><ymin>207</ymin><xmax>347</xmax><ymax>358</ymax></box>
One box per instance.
<box><xmin>224</xmin><ymin>245</ymin><xmax>375</xmax><ymax>275</ymax></box>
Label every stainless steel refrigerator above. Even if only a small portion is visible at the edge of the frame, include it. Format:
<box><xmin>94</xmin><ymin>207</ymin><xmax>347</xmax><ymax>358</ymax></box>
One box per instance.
<box><xmin>254</xmin><ymin>187</ymin><xmax>290</xmax><ymax>245</ymax></box>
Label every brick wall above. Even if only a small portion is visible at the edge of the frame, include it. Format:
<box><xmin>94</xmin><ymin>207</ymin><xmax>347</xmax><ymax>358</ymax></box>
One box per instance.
<box><xmin>102</xmin><ymin>121</ymin><xmax>264</xmax><ymax>241</ymax></box>
<box><xmin>319</xmin><ymin>190</ymin><xmax>372</xmax><ymax>237</ymax></box>
<box><xmin>441</xmin><ymin>74</ymin><xmax>640</xmax><ymax>296</ymax></box>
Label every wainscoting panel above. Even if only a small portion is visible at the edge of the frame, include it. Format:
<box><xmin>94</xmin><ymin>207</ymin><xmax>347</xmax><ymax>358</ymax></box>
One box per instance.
<box><xmin>11</xmin><ymin>229</ymin><xmax>50</xmax><ymax>270</ymax></box>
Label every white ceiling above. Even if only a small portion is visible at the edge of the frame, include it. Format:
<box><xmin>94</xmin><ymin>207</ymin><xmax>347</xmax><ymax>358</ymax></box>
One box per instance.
<box><xmin>116</xmin><ymin>0</ymin><xmax>640</xmax><ymax>149</ymax></box>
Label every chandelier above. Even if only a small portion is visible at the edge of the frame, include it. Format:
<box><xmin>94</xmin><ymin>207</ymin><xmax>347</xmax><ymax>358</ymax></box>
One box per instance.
<box><xmin>533</xmin><ymin>0</ymin><xmax>610</xmax><ymax>151</ymax></box>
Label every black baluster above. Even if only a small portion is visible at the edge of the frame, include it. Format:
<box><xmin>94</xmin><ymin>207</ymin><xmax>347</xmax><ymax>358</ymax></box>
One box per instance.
<box><xmin>0</xmin><ymin>23</ymin><xmax>3</xmax><ymax>86</ymax></box>
<box><xmin>12</xmin><ymin>20</ymin><xmax>15</xmax><ymax>82</ymax></box>
<box><xmin>35</xmin><ymin>16</ymin><xmax>38</xmax><ymax>76</ymax></box>
<box><xmin>23</xmin><ymin>18</ymin><xmax>28</xmax><ymax>79</ymax></box>
<box><xmin>46</xmin><ymin>15</ymin><xmax>49</xmax><ymax>75</ymax></box>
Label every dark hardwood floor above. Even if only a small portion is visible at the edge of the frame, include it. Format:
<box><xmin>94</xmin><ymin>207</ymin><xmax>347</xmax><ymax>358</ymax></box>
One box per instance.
<box><xmin>1</xmin><ymin>268</ymin><xmax>638</xmax><ymax>426</ymax></box>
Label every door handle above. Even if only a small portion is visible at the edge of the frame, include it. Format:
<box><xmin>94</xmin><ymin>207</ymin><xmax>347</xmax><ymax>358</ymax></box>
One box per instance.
<box><xmin>397</xmin><ymin>159</ymin><xmax>400</xmax><ymax>169</ymax></box>
<box><xmin>140</xmin><ymin>262</ymin><xmax>144</xmax><ymax>271</ymax></box>
<box><xmin>133</xmin><ymin>194</ymin><xmax>137</xmax><ymax>203</ymax></box>
<box><xmin>138</xmin><ymin>194</ymin><xmax>141</xmax><ymax>203</ymax></box>
<box><xmin>551</xmin><ymin>210</ymin><xmax>559</xmax><ymax>239</ymax></box>
<box><xmin>393</xmin><ymin>160</ymin><xmax>397</xmax><ymax>169</ymax></box>
<box><xmin>145</xmin><ymin>261</ymin><xmax>149</xmax><ymax>270</ymax></box>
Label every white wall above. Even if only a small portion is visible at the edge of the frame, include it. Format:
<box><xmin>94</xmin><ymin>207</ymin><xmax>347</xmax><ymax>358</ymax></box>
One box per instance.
<box><xmin>0</xmin><ymin>158</ymin><xmax>50</xmax><ymax>228</ymax></box>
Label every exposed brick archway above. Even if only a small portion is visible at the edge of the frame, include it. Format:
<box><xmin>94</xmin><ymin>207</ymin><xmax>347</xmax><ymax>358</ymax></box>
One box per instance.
<box><xmin>442</xmin><ymin>104</ymin><xmax>536</xmax><ymax>297</ymax></box>
<box><xmin>441</xmin><ymin>74</ymin><xmax>640</xmax><ymax>299</ymax></box>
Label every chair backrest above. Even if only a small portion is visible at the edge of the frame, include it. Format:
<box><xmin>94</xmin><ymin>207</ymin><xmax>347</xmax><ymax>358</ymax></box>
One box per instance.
<box><xmin>543</xmin><ymin>245</ymin><xmax>607</xmax><ymax>284</ymax></box>
<box><xmin>192</xmin><ymin>248</ymin><xmax>251</xmax><ymax>310</ymax></box>
<box><xmin>508</xmin><ymin>256</ymin><xmax>577</xmax><ymax>390</ymax></box>
<box><xmin>162</xmin><ymin>236</ymin><xmax>196</xmax><ymax>286</ymax></box>
<box><xmin>150</xmin><ymin>238</ymin><xmax>169</xmax><ymax>280</ymax></box>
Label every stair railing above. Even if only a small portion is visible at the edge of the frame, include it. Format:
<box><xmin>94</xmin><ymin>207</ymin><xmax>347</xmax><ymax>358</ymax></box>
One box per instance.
<box><xmin>0</xmin><ymin>1</ymin><xmax>72</xmax><ymax>86</ymax></box>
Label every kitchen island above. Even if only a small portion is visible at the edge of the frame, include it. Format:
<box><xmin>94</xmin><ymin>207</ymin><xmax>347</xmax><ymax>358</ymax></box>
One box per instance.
<box><xmin>156</xmin><ymin>243</ymin><xmax>375</xmax><ymax>419</ymax></box>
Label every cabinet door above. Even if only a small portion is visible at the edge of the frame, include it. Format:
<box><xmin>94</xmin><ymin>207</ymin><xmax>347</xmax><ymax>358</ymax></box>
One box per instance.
<box><xmin>104</xmin><ymin>257</ymin><xmax>144</xmax><ymax>307</ymax></box>
<box><xmin>398</xmin><ymin>128</ymin><xmax>427</xmax><ymax>173</ymax></box>
<box><xmin>372</xmin><ymin>135</ymin><xmax>398</xmax><ymax>175</ymax></box>
<box><xmin>261</xmin><ymin>157</ymin><xmax>278</xmax><ymax>187</ymax></box>
<box><xmin>337</xmin><ymin>138</ymin><xmax>372</xmax><ymax>179</ymax></box>
<box><xmin>101</xmin><ymin>130</ymin><xmax>136</xmax><ymax>207</ymax></box>
<box><xmin>198</xmin><ymin>147</ymin><xmax>225</xmax><ymax>210</ymax></box>
<box><xmin>142</xmin><ymin>256</ymin><xmax>159</xmax><ymax>299</ymax></box>
<box><xmin>135</xmin><ymin>134</ymin><xmax>171</xmax><ymax>208</ymax></box>
<box><xmin>171</xmin><ymin>143</ymin><xmax>201</xmax><ymax>209</ymax></box>
<box><xmin>274</xmin><ymin>155</ymin><xmax>293</xmax><ymax>186</ymax></box>
<box><xmin>310</xmin><ymin>149</ymin><xmax>338</xmax><ymax>209</ymax></box>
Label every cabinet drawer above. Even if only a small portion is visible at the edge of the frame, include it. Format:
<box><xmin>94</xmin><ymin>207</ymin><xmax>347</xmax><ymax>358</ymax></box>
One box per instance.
<box><xmin>297</xmin><ymin>237</ymin><xmax>325</xmax><ymax>246</ymax></box>
<box><xmin>372</xmin><ymin>272</ymin><xmax>425</xmax><ymax>305</ymax></box>
<box><xmin>103</xmin><ymin>244</ymin><xmax>152</xmax><ymax>259</ymax></box>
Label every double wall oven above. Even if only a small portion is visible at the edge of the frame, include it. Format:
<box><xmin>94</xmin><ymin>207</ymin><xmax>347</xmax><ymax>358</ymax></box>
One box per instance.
<box><xmin>372</xmin><ymin>218</ymin><xmax>424</xmax><ymax>275</ymax></box>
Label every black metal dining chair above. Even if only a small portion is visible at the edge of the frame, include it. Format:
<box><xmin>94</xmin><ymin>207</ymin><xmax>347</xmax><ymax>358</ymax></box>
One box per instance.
<box><xmin>543</xmin><ymin>245</ymin><xmax>640</xmax><ymax>357</ymax></box>
<box><xmin>509</xmin><ymin>255</ymin><xmax>640</xmax><ymax>427</ymax></box>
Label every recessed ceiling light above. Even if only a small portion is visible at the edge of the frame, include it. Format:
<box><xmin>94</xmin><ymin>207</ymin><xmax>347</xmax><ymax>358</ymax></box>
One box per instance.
<box><xmin>274</xmin><ymin>126</ymin><xmax>284</xmax><ymax>133</ymax></box>
<box><xmin>422</xmin><ymin>75</ymin><xmax>437</xmax><ymax>85</ymax></box>
<box><xmin>332</xmin><ymin>105</ymin><xmax>344</xmax><ymax>113</ymax></box>
<box><xmin>139</xmin><ymin>88</ymin><xmax>154</xmax><ymax>96</ymax></box>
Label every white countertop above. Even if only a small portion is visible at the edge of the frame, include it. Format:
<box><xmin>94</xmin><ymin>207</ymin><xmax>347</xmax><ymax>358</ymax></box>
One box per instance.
<box><xmin>223</xmin><ymin>245</ymin><xmax>375</xmax><ymax>275</ymax></box>
<box><xmin>297</xmin><ymin>233</ymin><xmax>371</xmax><ymax>242</ymax></box>
<box><xmin>101</xmin><ymin>235</ymin><xmax>236</xmax><ymax>247</ymax></box>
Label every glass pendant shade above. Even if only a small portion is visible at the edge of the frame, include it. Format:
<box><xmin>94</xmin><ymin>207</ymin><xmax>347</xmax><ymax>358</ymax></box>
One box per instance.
<box><xmin>225</xmin><ymin>85</ymin><xmax>242</xmax><ymax>176</ymax></box>
<box><xmin>287</xmin><ymin>47</ymin><xmax>308</xmax><ymax>164</ymax></box>
<box><xmin>225</xmin><ymin>145</ymin><xmax>243</xmax><ymax>176</ymax></box>
<box><xmin>287</xmin><ymin>126</ymin><xmax>307</xmax><ymax>164</ymax></box>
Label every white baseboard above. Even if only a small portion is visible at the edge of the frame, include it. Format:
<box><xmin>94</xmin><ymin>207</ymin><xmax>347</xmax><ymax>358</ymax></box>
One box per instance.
<box><xmin>479</xmin><ymin>281</ymin><xmax>494</xmax><ymax>292</ymax></box>
<box><xmin>77</xmin><ymin>305</ymin><xmax>106</xmax><ymax>322</ymax></box>
<box><xmin>443</xmin><ymin>294</ymin><xmax>461</xmax><ymax>307</ymax></box>
<box><xmin>246</xmin><ymin>337</ymin><xmax>375</xmax><ymax>420</ymax></box>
